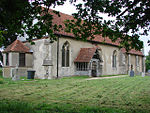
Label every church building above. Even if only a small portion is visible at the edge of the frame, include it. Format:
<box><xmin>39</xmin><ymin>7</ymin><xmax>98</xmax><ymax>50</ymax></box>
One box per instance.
<box><xmin>2</xmin><ymin>9</ymin><xmax>145</xmax><ymax>79</ymax></box>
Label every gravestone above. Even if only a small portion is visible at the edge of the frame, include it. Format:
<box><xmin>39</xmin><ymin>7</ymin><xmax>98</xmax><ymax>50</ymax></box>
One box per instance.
<box><xmin>12</xmin><ymin>75</ymin><xmax>20</xmax><ymax>81</ymax></box>
<box><xmin>130</xmin><ymin>70</ymin><xmax>134</xmax><ymax>77</ymax></box>
<box><xmin>42</xmin><ymin>59</ymin><xmax>53</xmax><ymax>79</ymax></box>
<box><xmin>148</xmin><ymin>70</ymin><xmax>150</xmax><ymax>76</ymax></box>
<box><xmin>142</xmin><ymin>72</ymin><xmax>145</xmax><ymax>77</ymax></box>
<box><xmin>130</xmin><ymin>65</ymin><xmax>134</xmax><ymax>77</ymax></box>
<box><xmin>12</xmin><ymin>68</ymin><xmax>20</xmax><ymax>81</ymax></box>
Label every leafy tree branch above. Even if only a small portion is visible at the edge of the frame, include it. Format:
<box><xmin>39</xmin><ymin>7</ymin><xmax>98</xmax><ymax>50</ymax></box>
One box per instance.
<box><xmin>0</xmin><ymin>0</ymin><xmax>149</xmax><ymax>51</ymax></box>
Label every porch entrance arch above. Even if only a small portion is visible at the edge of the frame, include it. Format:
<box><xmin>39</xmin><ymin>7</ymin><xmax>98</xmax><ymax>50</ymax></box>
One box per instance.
<box><xmin>91</xmin><ymin>49</ymin><xmax>103</xmax><ymax>77</ymax></box>
<box><xmin>91</xmin><ymin>61</ymin><xmax>97</xmax><ymax>77</ymax></box>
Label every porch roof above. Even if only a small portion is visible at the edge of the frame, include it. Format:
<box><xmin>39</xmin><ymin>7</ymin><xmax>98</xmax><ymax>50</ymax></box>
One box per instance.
<box><xmin>74</xmin><ymin>48</ymin><xmax>96</xmax><ymax>63</ymax></box>
<box><xmin>3</xmin><ymin>40</ymin><xmax>31</xmax><ymax>53</ymax></box>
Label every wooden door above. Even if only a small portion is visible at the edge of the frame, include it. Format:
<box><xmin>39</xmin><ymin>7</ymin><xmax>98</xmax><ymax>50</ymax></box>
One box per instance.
<box><xmin>92</xmin><ymin>61</ymin><xmax>97</xmax><ymax>77</ymax></box>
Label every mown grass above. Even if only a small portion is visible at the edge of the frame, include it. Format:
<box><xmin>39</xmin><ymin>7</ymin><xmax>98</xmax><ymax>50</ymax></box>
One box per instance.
<box><xmin>0</xmin><ymin>74</ymin><xmax>150</xmax><ymax>113</ymax></box>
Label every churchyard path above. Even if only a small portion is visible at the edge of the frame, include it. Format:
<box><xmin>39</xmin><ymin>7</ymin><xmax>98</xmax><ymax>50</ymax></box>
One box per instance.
<box><xmin>86</xmin><ymin>75</ymin><xmax>128</xmax><ymax>80</ymax></box>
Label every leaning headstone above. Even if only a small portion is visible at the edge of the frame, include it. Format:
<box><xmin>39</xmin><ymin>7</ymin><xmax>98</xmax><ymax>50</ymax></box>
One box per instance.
<box><xmin>12</xmin><ymin>75</ymin><xmax>20</xmax><ymax>81</ymax></box>
<box><xmin>142</xmin><ymin>72</ymin><xmax>145</xmax><ymax>77</ymax></box>
<box><xmin>148</xmin><ymin>70</ymin><xmax>150</xmax><ymax>76</ymax></box>
<box><xmin>130</xmin><ymin>70</ymin><xmax>134</xmax><ymax>77</ymax></box>
<box><xmin>12</xmin><ymin>68</ymin><xmax>20</xmax><ymax>81</ymax></box>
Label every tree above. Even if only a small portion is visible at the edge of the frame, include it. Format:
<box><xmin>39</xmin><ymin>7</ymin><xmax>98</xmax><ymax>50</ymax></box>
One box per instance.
<box><xmin>0</xmin><ymin>0</ymin><xmax>150</xmax><ymax>51</ymax></box>
<box><xmin>0</xmin><ymin>0</ymin><xmax>30</xmax><ymax>47</ymax></box>
<box><xmin>146</xmin><ymin>51</ymin><xmax>150</xmax><ymax>72</ymax></box>
<box><xmin>66</xmin><ymin>0</ymin><xmax>150</xmax><ymax>51</ymax></box>
<box><xmin>0</xmin><ymin>0</ymin><xmax>63</xmax><ymax>47</ymax></box>
<box><xmin>0</xmin><ymin>51</ymin><xmax>2</xmax><ymax>63</ymax></box>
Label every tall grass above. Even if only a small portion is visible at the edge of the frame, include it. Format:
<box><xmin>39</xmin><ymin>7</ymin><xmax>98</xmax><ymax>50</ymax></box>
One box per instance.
<box><xmin>0</xmin><ymin>100</ymin><xmax>129</xmax><ymax>113</ymax></box>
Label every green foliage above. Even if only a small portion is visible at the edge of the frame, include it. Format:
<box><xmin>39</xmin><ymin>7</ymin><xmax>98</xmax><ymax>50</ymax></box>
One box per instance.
<box><xmin>146</xmin><ymin>51</ymin><xmax>150</xmax><ymax>71</ymax></box>
<box><xmin>0</xmin><ymin>0</ymin><xmax>149</xmax><ymax>50</ymax></box>
<box><xmin>0</xmin><ymin>68</ymin><xmax>2</xmax><ymax>76</ymax></box>
<box><xmin>0</xmin><ymin>78</ymin><xmax>3</xmax><ymax>84</ymax></box>
<box><xmin>0</xmin><ymin>0</ymin><xmax>29</xmax><ymax>47</ymax></box>
<box><xmin>0</xmin><ymin>0</ymin><xmax>64</xmax><ymax>48</ymax></box>
<box><xmin>0</xmin><ymin>51</ymin><xmax>3</xmax><ymax>63</ymax></box>
<box><xmin>66</xmin><ymin>0</ymin><xmax>146</xmax><ymax>51</ymax></box>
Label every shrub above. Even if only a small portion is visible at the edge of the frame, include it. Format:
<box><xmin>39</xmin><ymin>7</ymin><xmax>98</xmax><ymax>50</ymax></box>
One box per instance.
<box><xmin>0</xmin><ymin>68</ymin><xmax>2</xmax><ymax>77</ymax></box>
<box><xmin>0</xmin><ymin>78</ymin><xmax>3</xmax><ymax>84</ymax></box>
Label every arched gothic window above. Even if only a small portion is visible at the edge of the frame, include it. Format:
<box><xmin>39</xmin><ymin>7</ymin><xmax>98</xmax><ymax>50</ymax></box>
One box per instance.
<box><xmin>62</xmin><ymin>41</ymin><xmax>70</xmax><ymax>67</ymax></box>
<box><xmin>112</xmin><ymin>50</ymin><xmax>117</xmax><ymax>68</ymax></box>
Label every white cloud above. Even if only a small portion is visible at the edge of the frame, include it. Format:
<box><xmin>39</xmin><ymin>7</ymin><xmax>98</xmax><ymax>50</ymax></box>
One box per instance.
<box><xmin>50</xmin><ymin>0</ymin><xmax>77</xmax><ymax>15</ymax></box>
<box><xmin>140</xmin><ymin>35</ymin><xmax>150</xmax><ymax>56</ymax></box>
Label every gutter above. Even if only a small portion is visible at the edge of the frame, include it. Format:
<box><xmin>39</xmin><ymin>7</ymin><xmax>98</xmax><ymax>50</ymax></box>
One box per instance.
<box><xmin>56</xmin><ymin>35</ymin><xmax>60</xmax><ymax>78</ymax></box>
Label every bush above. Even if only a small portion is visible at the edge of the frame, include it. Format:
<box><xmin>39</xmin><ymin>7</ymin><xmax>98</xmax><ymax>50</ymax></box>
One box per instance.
<box><xmin>0</xmin><ymin>78</ymin><xmax>3</xmax><ymax>84</ymax></box>
<box><xmin>0</xmin><ymin>68</ymin><xmax>2</xmax><ymax>76</ymax></box>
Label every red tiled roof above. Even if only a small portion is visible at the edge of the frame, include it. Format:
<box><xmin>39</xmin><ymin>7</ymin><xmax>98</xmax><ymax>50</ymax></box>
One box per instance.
<box><xmin>3</xmin><ymin>40</ymin><xmax>31</xmax><ymax>53</ymax></box>
<box><xmin>74</xmin><ymin>48</ymin><xmax>96</xmax><ymax>62</ymax></box>
<box><xmin>47</xmin><ymin>9</ymin><xmax>121</xmax><ymax>46</ymax></box>
<box><xmin>47</xmin><ymin>9</ymin><xmax>143</xmax><ymax>56</ymax></box>
<box><xmin>48</xmin><ymin>9</ymin><xmax>74</xmax><ymax>37</ymax></box>
<box><xmin>121</xmin><ymin>48</ymin><xmax>144</xmax><ymax>56</ymax></box>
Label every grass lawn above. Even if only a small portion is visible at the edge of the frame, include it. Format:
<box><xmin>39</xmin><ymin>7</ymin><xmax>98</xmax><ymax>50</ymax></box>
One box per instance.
<box><xmin>0</xmin><ymin>72</ymin><xmax>150</xmax><ymax>113</ymax></box>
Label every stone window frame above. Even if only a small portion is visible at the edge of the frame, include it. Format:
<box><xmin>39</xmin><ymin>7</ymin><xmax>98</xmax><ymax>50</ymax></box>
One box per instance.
<box><xmin>112</xmin><ymin>50</ymin><xmax>117</xmax><ymax>68</ymax></box>
<box><xmin>136</xmin><ymin>55</ymin><xmax>140</xmax><ymax>67</ymax></box>
<box><xmin>142</xmin><ymin>57</ymin><xmax>145</xmax><ymax>72</ymax></box>
<box><xmin>62</xmin><ymin>41</ymin><xmax>70</xmax><ymax>67</ymax></box>
<box><xmin>19</xmin><ymin>53</ymin><xmax>26</xmax><ymax>67</ymax></box>
<box><xmin>6</xmin><ymin>53</ymin><xmax>9</xmax><ymax>66</ymax></box>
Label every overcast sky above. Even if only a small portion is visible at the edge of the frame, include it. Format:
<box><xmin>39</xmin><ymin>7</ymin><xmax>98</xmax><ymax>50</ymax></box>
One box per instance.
<box><xmin>51</xmin><ymin>0</ymin><xmax>150</xmax><ymax>56</ymax></box>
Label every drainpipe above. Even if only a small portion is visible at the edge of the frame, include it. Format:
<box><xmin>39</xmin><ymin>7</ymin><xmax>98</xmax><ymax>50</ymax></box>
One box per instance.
<box><xmin>56</xmin><ymin>35</ymin><xmax>60</xmax><ymax>78</ymax></box>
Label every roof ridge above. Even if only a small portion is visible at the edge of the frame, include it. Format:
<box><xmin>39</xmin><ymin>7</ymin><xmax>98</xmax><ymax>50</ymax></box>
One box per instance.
<box><xmin>3</xmin><ymin>40</ymin><xmax>31</xmax><ymax>53</ymax></box>
<box><xmin>11</xmin><ymin>40</ymin><xmax>18</xmax><ymax>51</ymax></box>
